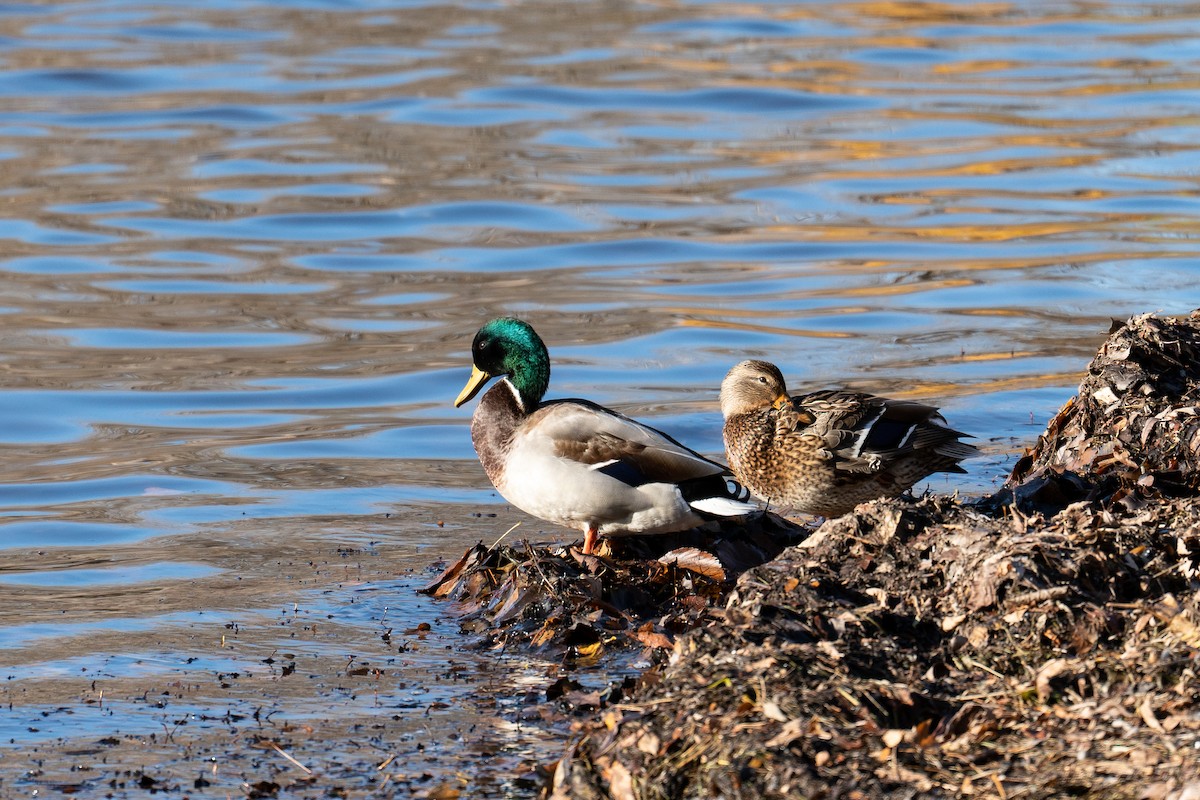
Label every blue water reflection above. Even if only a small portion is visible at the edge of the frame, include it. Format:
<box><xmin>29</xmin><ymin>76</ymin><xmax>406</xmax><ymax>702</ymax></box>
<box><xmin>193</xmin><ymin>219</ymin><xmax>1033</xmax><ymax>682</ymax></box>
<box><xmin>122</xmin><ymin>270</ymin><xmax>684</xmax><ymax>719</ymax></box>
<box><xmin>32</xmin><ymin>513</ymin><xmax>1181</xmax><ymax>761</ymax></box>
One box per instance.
<box><xmin>0</xmin><ymin>521</ymin><xmax>159</xmax><ymax>548</ymax></box>
<box><xmin>0</xmin><ymin>561</ymin><xmax>219</xmax><ymax>587</ymax></box>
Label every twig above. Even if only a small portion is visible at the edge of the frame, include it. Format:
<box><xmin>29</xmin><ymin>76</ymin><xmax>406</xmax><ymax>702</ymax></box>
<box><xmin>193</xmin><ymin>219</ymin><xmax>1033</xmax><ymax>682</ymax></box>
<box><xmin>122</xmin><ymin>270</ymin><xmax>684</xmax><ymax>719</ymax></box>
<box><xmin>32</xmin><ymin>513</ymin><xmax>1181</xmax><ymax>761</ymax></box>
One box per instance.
<box><xmin>522</xmin><ymin>539</ymin><xmax>557</xmax><ymax>593</ymax></box>
<box><xmin>1004</xmin><ymin>586</ymin><xmax>1070</xmax><ymax>609</ymax></box>
<box><xmin>270</xmin><ymin>742</ymin><xmax>312</xmax><ymax>774</ymax></box>
<box><xmin>491</xmin><ymin>521</ymin><xmax>521</xmax><ymax>549</ymax></box>
<box><xmin>960</xmin><ymin>655</ymin><xmax>1007</xmax><ymax>681</ymax></box>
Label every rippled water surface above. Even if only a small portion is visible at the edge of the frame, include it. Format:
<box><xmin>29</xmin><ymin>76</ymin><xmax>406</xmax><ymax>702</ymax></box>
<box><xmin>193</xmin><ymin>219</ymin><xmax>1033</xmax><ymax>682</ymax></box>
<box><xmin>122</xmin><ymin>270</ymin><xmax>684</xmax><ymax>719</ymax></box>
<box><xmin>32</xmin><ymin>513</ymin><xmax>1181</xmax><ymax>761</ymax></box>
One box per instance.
<box><xmin>3</xmin><ymin>0</ymin><xmax>1200</xmax><ymax>795</ymax></box>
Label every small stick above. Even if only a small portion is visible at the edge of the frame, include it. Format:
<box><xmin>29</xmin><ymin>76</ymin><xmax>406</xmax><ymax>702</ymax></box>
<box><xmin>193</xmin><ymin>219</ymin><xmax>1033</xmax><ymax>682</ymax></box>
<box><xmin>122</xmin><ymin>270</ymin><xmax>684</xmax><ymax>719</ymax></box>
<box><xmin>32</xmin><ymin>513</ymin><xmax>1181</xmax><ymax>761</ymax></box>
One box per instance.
<box><xmin>270</xmin><ymin>742</ymin><xmax>312</xmax><ymax>774</ymax></box>
<box><xmin>1005</xmin><ymin>586</ymin><xmax>1070</xmax><ymax>608</ymax></box>
<box><xmin>491</xmin><ymin>521</ymin><xmax>521</xmax><ymax>549</ymax></box>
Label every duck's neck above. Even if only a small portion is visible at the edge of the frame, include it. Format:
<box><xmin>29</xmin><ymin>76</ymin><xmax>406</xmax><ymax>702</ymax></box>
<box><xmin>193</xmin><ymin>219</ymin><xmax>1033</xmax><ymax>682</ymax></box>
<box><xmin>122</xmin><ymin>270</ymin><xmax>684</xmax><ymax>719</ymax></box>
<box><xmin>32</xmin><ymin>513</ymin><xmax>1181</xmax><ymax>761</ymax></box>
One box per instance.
<box><xmin>470</xmin><ymin>378</ymin><xmax>529</xmax><ymax>486</ymax></box>
<box><xmin>507</xmin><ymin>356</ymin><xmax>548</xmax><ymax>412</ymax></box>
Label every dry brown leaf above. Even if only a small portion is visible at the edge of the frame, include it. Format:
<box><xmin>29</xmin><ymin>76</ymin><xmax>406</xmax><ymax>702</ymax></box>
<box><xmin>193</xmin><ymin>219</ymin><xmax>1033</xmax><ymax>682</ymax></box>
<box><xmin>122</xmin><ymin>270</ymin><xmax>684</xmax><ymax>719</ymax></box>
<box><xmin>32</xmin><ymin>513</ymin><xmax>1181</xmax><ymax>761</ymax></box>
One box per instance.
<box><xmin>420</xmin><ymin>545</ymin><xmax>481</xmax><ymax>597</ymax></box>
<box><xmin>636</xmin><ymin>732</ymin><xmax>660</xmax><ymax>755</ymax></box>
<box><xmin>563</xmin><ymin>690</ymin><xmax>604</xmax><ymax>709</ymax></box>
<box><xmin>967</xmin><ymin>625</ymin><xmax>989</xmax><ymax>648</ymax></box>
<box><xmin>748</xmin><ymin>656</ymin><xmax>777</xmax><ymax>672</ymax></box>
<box><xmin>874</xmin><ymin>764</ymin><xmax>934</xmax><ymax>792</ymax></box>
<box><xmin>530</xmin><ymin>620</ymin><xmax>558</xmax><ymax>648</ymax></box>
<box><xmin>817</xmin><ymin>640</ymin><xmax>844</xmax><ymax>661</ymax></box>
<box><xmin>631</xmin><ymin>628</ymin><xmax>673</xmax><ymax>650</ymax></box>
<box><xmin>796</xmin><ymin>528</ymin><xmax>831</xmax><ymax>549</ymax></box>
<box><xmin>874</xmin><ymin>507</ymin><xmax>904</xmax><ymax>541</ymax></box>
<box><xmin>967</xmin><ymin>554</ymin><xmax>1013</xmax><ymax>611</ymax></box>
<box><xmin>1036</xmin><ymin>658</ymin><xmax>1072</xmax><ymax>703</ymax></box>
<box><xmin>765</xmin><ymin>718</ymin><xmax>806</xmax><ymax>748</ymax></box>
<box><xmin>570</xmin><ymin>549</ymin><xmax>608</xmax><ymax>574</ymax></box>
<box><xmin>1139</xmin><ymin>695</ymin><xmax>1166</xmax><ymax>734</ymax></box>
<box><xmin>1093</xmin><ymin>760</ymin><xmax>1136</xmax><ymax>776</ymax></box>
<box><xmin>493</xmin><ymin>585</ymin><xmax>539</xmax><ymax>625</ymax></box>
<box><xmin>658</xmin><ymin>547</ymin><xmax>726</xmax><ymax>580</ymax></box>
<box><xmin>605</xmin><ymin>759</ymin><xmax>634</xmax><ymax>800</ymax></box>
<box><xmin>1151</xmin><ymin>595</ymin><xmax>1200</xmax><ymax>648</ymax></box>
<box><xmin>761</xmin><ymin>700</ymin><xmax>788</xmax><ymax>722</ymax></box>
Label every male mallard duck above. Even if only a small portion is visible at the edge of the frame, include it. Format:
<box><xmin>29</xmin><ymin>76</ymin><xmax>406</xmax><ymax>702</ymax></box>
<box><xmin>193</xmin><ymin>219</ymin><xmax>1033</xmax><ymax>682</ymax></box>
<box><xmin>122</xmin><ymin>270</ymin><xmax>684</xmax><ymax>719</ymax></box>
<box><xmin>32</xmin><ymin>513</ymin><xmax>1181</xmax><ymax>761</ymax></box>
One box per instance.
<box><xmin>454</xmin><ymin>318</ymin><xmax>755</xmax><ymax>554</ymax></box>
<box><xmin>720</xmin><ymin>360</ymin><xmax>979</xmax><ymax>516</ymax></box>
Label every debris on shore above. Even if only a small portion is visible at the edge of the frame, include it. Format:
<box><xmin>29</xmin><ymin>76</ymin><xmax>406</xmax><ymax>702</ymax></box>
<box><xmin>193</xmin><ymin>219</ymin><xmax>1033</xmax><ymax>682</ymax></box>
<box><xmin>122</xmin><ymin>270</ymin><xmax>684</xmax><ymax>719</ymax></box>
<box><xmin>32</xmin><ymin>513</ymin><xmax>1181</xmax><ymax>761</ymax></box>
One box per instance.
<box><xmin>428</xmin><ymin>309</ymin><xmax>1200</xmax><ymax>799</ymax></box>
<box><xmin>421</xmin><ymin>513</ymin><xmax>810</xmax><ymax>658</ymax></box>
<box><xmin>1006</xmin><ymin>308</ymin><xmax>1200</xmax><ymax>511</ymax></box>
<box><xmin>550</xmin><ymin>491</ymin><xmax>1200</xmax><ymax>799</ymax></box>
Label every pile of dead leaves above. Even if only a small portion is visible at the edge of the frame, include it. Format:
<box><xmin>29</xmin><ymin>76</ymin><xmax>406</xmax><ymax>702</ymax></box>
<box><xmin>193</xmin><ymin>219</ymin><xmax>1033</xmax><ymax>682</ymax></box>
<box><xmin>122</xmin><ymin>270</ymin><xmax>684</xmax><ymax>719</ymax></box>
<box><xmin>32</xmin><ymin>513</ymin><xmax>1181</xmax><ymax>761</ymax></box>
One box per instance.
<box><xmin>420</xmin><ymin>514</ymin><xmax>808</xmax><ymax>662</ymax></box>
<box><xmin>549</xmin><ymin>495</ymin><xmax>1200</xmax><ymax>799</ymax></box>
<box><xmin>1008</xmin><ymin>308</ymin><xmax>1200</xmax><ymax>510</ymax></box>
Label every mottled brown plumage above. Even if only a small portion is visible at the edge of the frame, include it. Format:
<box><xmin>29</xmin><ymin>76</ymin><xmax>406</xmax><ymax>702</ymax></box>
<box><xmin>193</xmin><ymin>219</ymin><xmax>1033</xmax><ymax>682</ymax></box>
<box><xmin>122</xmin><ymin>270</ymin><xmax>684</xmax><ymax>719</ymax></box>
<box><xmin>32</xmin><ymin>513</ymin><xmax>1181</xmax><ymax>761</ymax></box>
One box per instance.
<box><xmin>720</xmin><ymin>360</ymin><xmax>978</xmax><ymax>516</ymax></box>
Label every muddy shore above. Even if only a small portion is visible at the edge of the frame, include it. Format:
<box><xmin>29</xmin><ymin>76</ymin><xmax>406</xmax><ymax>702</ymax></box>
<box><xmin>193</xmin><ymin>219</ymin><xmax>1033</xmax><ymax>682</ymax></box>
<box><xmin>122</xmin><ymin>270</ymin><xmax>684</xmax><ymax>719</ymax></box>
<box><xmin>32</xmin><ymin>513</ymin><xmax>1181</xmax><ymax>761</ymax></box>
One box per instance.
<box><xmin>427</xmin><ymin>309</ymin><xmax>1200</xmax><ymax>799</ymax></box>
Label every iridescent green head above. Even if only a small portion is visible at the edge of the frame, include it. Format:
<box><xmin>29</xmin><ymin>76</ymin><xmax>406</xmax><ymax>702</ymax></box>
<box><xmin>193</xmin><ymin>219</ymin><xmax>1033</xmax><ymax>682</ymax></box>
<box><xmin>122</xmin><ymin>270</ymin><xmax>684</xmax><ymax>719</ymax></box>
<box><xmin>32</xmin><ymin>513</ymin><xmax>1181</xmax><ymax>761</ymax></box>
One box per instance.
<box><xmin>453</xmin><ymin>317</ymin><xmax>551</xmax><ymax>411</ymax></box>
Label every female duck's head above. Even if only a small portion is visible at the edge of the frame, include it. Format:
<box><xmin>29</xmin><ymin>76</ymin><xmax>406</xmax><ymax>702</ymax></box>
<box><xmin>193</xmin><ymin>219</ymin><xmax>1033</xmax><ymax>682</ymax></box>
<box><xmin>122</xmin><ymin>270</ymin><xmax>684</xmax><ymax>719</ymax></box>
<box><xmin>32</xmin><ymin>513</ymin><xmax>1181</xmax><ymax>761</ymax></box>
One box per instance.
<box><xmin>454</xmin><ymin>317</ymin><xmax>551</xmax><ymax>411</ymax></box>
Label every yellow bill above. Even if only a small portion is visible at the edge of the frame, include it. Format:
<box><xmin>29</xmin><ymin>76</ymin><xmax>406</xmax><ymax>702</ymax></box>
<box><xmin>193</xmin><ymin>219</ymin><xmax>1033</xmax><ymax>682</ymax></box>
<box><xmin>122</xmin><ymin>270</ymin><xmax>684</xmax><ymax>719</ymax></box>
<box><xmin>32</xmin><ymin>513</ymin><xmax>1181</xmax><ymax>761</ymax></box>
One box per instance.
<box><xmin>454</xmin><ymin>365</ymin><xmax>493</xmax><ymax>408</ymax></box>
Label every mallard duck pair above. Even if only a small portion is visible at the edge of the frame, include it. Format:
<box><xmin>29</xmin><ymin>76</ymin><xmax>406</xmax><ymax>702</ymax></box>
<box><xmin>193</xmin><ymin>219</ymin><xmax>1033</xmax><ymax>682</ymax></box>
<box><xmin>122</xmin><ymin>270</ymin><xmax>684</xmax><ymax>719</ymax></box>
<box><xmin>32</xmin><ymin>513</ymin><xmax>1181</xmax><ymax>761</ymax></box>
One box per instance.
<box><xmin>455</xmin><ymin>318</ymin><xmax>977</xmax><ymax>553</ymax></box>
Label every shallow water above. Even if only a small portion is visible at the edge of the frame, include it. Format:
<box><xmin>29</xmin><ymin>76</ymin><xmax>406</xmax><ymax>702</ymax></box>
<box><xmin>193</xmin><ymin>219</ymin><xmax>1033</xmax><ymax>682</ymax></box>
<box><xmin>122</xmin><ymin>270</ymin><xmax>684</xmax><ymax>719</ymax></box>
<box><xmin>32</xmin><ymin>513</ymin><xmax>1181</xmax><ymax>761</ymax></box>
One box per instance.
<box><xmin>2</xmin><ymin>0</ymin><xmax>1200</xmax><ymax>795</ymax></box>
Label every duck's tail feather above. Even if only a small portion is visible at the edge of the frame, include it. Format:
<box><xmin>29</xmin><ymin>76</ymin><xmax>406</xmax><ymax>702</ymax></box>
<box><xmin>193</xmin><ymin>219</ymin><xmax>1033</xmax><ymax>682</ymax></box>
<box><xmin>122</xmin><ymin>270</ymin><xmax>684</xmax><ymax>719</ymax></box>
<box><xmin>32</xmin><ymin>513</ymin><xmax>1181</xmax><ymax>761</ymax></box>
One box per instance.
<box><xmin>679</xmin><ymin>474</ymin><xmax>758</xmax><ymax>517</ymax></box>
<box><xmin>934</xmin><ymin>439</ymin><xmax>982</xmax><ymax>462</ymax></box>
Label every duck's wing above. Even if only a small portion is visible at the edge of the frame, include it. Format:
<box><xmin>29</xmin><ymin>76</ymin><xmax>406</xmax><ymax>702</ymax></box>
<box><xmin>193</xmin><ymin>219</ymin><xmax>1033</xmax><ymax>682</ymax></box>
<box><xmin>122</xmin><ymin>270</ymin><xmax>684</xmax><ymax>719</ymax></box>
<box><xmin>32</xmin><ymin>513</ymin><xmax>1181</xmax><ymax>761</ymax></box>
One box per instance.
<box><xmin>529</xmin><ymin>398</ymin><xmax>727</xmax><ymax>484</ymax></box>
<box><xmin>789</xmin><ymin>390</ymin><xmax>978</xmax><ymax>473</ymax></box>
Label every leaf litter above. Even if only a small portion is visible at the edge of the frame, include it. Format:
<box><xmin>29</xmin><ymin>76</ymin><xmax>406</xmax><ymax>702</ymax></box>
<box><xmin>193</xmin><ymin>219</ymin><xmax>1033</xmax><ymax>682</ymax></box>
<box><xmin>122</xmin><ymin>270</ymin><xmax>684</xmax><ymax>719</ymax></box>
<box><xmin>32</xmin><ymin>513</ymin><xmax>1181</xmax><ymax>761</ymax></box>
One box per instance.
<box><xmin>427</xmin><ymin>309</ymin><xmax>1200</xmax><ymax>799</ymax></box>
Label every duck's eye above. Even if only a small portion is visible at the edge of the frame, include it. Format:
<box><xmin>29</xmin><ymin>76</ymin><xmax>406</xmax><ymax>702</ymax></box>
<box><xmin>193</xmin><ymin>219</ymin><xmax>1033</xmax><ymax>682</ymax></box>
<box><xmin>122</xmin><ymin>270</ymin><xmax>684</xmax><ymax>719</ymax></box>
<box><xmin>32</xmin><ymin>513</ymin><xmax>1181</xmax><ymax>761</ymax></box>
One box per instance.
<box><xmin>757</xmin><ymin>376</ymin><xmax>768</xmax><ymax>384</ymax></box>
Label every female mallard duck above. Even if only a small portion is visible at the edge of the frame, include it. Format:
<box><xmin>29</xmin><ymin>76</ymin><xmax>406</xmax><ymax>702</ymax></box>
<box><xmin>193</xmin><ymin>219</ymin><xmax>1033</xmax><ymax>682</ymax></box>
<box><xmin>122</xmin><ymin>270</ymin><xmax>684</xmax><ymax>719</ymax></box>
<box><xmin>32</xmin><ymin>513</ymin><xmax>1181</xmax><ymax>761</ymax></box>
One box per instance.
<box><xmin>720</xmin><ymin>360</ymin><xmax>978</xmax><ymax>516</ymax></box>
<box><xmin>454</xmin><ymin>318</ymin><xmax>755</xmax><ymax>554</ymax></box>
